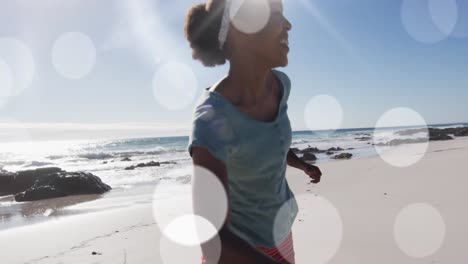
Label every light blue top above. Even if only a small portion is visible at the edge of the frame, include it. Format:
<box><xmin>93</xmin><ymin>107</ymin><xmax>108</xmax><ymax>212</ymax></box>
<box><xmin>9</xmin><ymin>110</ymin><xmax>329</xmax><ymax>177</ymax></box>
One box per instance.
<box><xmin>187</xmin><ymin>69</ymin><xmax>298</xmax><ymax>248</ymax></box>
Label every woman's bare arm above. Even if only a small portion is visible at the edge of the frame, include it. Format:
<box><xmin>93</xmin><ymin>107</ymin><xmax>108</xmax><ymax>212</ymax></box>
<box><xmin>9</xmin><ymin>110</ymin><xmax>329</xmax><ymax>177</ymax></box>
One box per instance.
<box><xmin>286</xmin><ymin>148</ymin><xmax>307</xmax><ymax>170</ymax></box>
<box><xmin>191</xmin><ymin>147</ymin><xmax>280</xmax><ymax>264</ymax></box>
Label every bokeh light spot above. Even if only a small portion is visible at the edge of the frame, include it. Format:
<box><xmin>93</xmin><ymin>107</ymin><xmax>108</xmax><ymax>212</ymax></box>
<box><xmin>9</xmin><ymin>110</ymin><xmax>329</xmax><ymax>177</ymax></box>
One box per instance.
<box><xmin>274</xmin><ymin>194</ymin><xmax>342</xmax><ymax>264</ymax></box>
<box><xmin>152</xmin><ymin>165</ymin><xmax>228</xmax><ymax>244</ymax></box>
<box><xmin>304</xmin><ymin>94</ymin><xmax>343</xmax><ymax>133</ymax></box>
<box><xmin>159</xmin><ymin>231</ymin><xmax>221</xmax><ymax>264</ymax></box>
<box><xmin>373</xmin><ymin>107</ymin><xmax>429</xmax><ymax>168</ymax></box>
<box><xmin>229</xmin><ymin>0</ymin><xmax>271</xmax><ymax>35</ymax></box>
<box><xmin>52</xmin><ymin>31</ymin><xmax>97</xmax><ymax>79</ymax></box>
<box><xmin>394</xmin><ymin>203</ymin><xmax>446</xmax><ymax>258</ymax></box>
<box><xmin>0</xmin><ymin>59</ymin><xmax>14</xmax><ymax>107</ymax></box>
<box><xmin>401</xmin><ymin>0</ymin><xmax>457</xmax><ymax>43</ymax></box>
<box><xmin>0</xmin><ymin>37</ymin><xmax>36</xmax><ymax>105</ymax></box>
<box><xmin>152</xmin><ymin>61</ymin><xmax>197</xmax><ymax>110</ymax></box>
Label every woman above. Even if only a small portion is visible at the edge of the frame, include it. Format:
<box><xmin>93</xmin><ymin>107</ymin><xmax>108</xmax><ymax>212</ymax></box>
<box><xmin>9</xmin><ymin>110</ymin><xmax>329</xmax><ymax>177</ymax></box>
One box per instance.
<box><xmin>185</xmin><ymin>0</ymin><xmax>322</xmax><ymax>263</ymax></box>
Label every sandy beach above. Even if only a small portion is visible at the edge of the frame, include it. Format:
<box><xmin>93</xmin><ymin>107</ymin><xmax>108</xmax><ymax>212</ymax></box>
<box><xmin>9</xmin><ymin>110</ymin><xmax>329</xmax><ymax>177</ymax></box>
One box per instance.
<box><xmin>1</xmin><ymin>137</ymin><xmax>468</xmax><ymax>264</ymax></box>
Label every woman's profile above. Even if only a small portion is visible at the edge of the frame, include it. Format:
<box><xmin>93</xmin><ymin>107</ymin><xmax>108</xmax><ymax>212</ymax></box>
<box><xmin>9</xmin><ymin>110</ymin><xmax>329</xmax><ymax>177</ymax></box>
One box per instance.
<box><xmin>185</xmin><ymin>0</ymin><xmax>322</xmax><ymax>263</ymax></box>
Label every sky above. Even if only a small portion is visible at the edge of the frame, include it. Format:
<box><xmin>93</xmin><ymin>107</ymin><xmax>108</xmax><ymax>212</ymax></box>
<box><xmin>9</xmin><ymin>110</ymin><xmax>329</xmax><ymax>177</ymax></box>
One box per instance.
<box><xmin>0</xmin><ymin>0</ymin><xmax>467</xmax><ymax>140</ymax></box>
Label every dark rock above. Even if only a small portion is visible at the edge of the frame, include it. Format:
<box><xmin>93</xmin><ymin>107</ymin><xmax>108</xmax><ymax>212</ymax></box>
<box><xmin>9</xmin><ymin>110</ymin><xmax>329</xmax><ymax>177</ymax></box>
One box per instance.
<box><xmin>454</xmin><ymin>127</ymin><xmax>468</xmax><ymax>137</ymax></box>
<box><xmin>355</xmin><ymin>136</ymin><xmax>372</xmax><ymax>141</ymax></box>
<box><xmin>125</xmin><ymin>161</ymin><xmax>177</xmax><ymax>170</ymax></box>
<box><xmin>7</xmin><ymin>168</ymin><xmax>111</xmax><ymax>202</ymax></box>
<box><xmin>125</xmin><ymin>161</ymin><xmax>160</xmax><ymax>170</ymax></box>
<box><xmin>291</xmin><ymin>148</ymin><xmax>300</xmax><ymax>154</ymax></box>
<box><xmin>327</xmin><ymin>147</ymin><xmax>344</xmax><ymax>151</ymax></box>
<box><xmin>160</xmin><ymin>161</ymin><xmax>177</xmax><ymax>165</ymax></box>
<box><xmin>15</xmin><ymin>186</ymin><xmax>66</xmax><ymax>201</ymax></box>
<box><xmin>102</xmin><ymin>161</ymin><xmax>108</xmax><ymax>164</ymax></box>
<box><xmin>301</xmin><ymin>152</ymin><xmax>317</xmax><ymax>161</ymax></box>
<box><xmin>79</xmin><ymin>153</ymin><xmax>113</xmax><ymax>160</ymax></box>
<box><xmin>300</xmin><ymin>147</ymin><xmax>325</xmax><ymax>154</ymax></box>
<box><xmin>428</xmin><ymin>128</ymin><xmax>455</xmax><ymax>141</ymax></box>
<box><xmin>396</xmin><ymin>127</ymin><xmax>468</xmax><ymax>140</ymax></box>
<box><xmin>123</xmin><ymin>160</ymin><xmax>176</xmax><ymax>170</ymax></box>
<box><xmin>347</xmin><ymin>148</ymin><xmax>355</xmax><ymax>150</ymax></box>
<box><xmin>121</xmin><ymin>157</ymin><xmax>132</xmax><ymax>162</ymax></box>
<box><xmin>332</xmin><ymin>153</ymin><xmax>353</xmax><ymax>160</ymax></box>
<box><xmin>326</xmin><ymin>151</ymin><xmax>335</xmax><ymax>155</ymax></box>
<box><xmin>355</xmin><ymin>133</ymin><xmax>371</xmax><ymax>136</ymax></box>
<box><xmin>430</xmin><ymin>134</ymin><xmax>453</xmax><ymax>141</ymax></box>
<box><xmin>0</xmin><ymin>167</ymin><xmax>63</xmax><ymax>196</ymax></box>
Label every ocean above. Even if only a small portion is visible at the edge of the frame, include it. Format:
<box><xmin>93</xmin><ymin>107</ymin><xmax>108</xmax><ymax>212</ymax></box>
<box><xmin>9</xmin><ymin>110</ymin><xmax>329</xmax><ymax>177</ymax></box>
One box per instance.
<box><xmin>1</xmin><ymin>122</ymin><xmax>467</xmax><ymax>190</ymax></box>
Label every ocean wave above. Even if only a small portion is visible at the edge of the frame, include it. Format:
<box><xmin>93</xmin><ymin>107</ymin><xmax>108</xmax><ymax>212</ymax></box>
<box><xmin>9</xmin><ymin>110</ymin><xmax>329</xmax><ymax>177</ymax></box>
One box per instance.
<box><xmin>78</xmin><ymin>153</ymin><xmax>114</xmax><ymax>160</ymax></box>
<box><xmin>0</xmin><ymin>161</ymin><xmax>26</xmax><ymax>166</ymax></box>
<box><xmin>46</xmin><ymin>155</ymin><xmax>66</xmax><ymax>160</ymax></box>
<box><xmin>24</xmin><ymin>161</ymin><xmax>55</xmax><ymax>167</ymax></box>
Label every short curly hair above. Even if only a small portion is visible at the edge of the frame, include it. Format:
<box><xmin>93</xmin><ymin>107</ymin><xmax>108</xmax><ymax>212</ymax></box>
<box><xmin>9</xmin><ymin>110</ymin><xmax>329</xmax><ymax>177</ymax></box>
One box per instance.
<box><xmin>184</xmin><ymin>0</ymin><xmax>228</xmax><ymax>67</ymax></box>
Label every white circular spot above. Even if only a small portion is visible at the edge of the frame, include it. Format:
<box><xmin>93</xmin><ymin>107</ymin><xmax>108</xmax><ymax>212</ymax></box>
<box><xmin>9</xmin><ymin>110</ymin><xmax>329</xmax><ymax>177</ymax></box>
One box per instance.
<box><xmin>373</xmin><ymin>107</ymin><xmax>429</xmax><ymax>168</ymax></box>
<box><xmin>152</xmin><ymin>165</ymin><xmax>228</xmax><ymax>244</ymax></box>
<box><xmin>394</xmin><ymin>203</ymin><xmax>446</xmax><ymax>258</ymax></box>
<box><xmin>159</xmin><ymin>231</ymin><xmax>221</xmax><ymax>264</ymax></box>
<box><xmin>229</xmin><ymin>0</ymin><xmax>271</xmax><ymax>35</ymax></box>
<box><xmin>429</xmin><ymin>0</ymin><xmax>458</xmax><ymax>36</ymax></box>
<box><xmin>163</xmin><ymin>215</ymin><xmax>218</xmax><ymax>246</ymax></box>
<box><xmin>52</xmin><ymin>32</ymin><xmax>97</xmax><ymax>79</ymax></box>
<box><xmin>304</xmin><ymin>95</ymin><xmax>343</xmax><ymax>132</ymax></box>
<box><xmin>401</xmin><ymin>0</ymin><xmax>457</xmax><ymax>43</ymax></box>
<box><xmin>0</xmin><ymin>59</ymin><xmax>14</xmax><ymax>106</ymax></box>
<box><xmin>152</xmin><ymin>62</ymin><xmax>197</xmax><ymax>110</ymax></box>
<box><xmin>274</xmin><ymin>194</ymin><xmax>343</xmax><ymax>264</ymax></box>
<box><xmin>0</xmin><ymin>38</ymin><xmax>36</xmax><ymax>101</ymax></box>
<box><xmin>451</xmin><ymin>0</ymin><xmax>468</xmax><ymax>38</ymax></box>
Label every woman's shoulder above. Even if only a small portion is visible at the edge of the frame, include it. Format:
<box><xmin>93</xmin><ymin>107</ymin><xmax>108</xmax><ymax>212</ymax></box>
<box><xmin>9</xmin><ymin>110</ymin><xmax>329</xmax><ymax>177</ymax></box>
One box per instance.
<box><xmin>272</xmin><ymin>69</ymin><xmax>291</xmax><ymax>88</ymax></box>
<box><xmin>192</xmin><ymin>88</ymin><xmax>225</xmax><ymax>125</ymax></box>
<box><xmin>271</xmin><ymin>69</ymin><xmax>291</xmax><ymax>102</ymax></box>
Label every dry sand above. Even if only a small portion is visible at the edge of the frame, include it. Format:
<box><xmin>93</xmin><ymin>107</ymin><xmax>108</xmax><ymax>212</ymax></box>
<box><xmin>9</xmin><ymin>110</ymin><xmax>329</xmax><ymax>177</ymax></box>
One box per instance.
<box><xmin>1</xmin><ymin>137</ymin><xmax>468</xmax><ymax>264</ymax></box>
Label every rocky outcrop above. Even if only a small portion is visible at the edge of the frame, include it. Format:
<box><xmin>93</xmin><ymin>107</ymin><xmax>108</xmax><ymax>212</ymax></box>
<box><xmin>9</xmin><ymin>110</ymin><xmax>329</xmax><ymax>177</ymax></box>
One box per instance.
<box><xmin>299</xmin><ymin>147</ymin><xmax>325</xmax><ymax>154</ymax></box>
<box><xmin>124</xmin><ymin>160</ymin><xmax>177</xmax><ymax>170</ymax></box>
<box><xmin>430</xmin><ymin>134</ymin><xmax>454</xmax><ymax>141</ymax></box>
<box><xmin>327</xmin><ymin>147</ymin><xmax>344</xmax><ymax>152</ymax></box>
<box><xmin>301</xmin><ymin>153</ymin><xmax>317</xmax><ymax>161</ymax></box>
<box><xmin>355</xmin><ymin>136</ymin><xmax>372</xmax><ymax>141</ymax></box>
<box><xmin>0</xmin><ymin>167</ymin><xmax>111</xmax><ymax>202</ymax></box>
<box><xmin>291</xmin><ymin>148</ymin><xmax>301</xmax><ymax>154</ymax></box>
<box><xmin>0</xmin><ymin>167</ymin><xmax>62</xmax><ymax>196</ymax></box>
<box><xmin>332</xmin><ymin>153</ymin><xmax>353</xmax><ymax>160</ymax></box>
<box><xmin>396</xmin><ymin>127</ymin><xmax>468</xmax><ymax>139</ymax></box>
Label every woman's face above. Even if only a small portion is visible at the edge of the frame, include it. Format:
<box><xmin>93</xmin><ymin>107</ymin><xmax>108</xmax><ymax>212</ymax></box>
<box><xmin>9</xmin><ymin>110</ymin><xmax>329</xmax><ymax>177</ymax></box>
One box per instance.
<box><xmin>231</xmin><ymin>0</ymin><xmax>292</xmax><ymax>68</ymax></box>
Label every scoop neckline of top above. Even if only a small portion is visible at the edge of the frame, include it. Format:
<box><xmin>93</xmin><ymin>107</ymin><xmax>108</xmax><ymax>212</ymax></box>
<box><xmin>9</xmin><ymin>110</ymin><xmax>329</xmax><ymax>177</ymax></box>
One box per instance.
<box><xmin>205</xmin><ymin>69</ymin><xmax>285</xmax><ymax>126</ymax></box>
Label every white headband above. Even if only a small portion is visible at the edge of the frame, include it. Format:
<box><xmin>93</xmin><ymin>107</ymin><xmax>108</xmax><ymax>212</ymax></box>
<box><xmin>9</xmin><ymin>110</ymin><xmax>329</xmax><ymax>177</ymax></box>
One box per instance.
<box><xmin>217</xmin><ymin>0</ymin><xmax>231</xmax><ymax>50</ymax></box>
<box><xmin>218</xmin><ymin>0</ymin><xmax>244</xmax><ymax>50</ymax></box>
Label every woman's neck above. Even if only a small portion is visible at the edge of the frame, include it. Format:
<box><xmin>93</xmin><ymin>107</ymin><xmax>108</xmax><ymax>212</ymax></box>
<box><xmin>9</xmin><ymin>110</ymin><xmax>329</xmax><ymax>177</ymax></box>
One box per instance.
<box><xmin>224</xmin><ymin>58</ymin><xmax>272</xmax><ymax>106</ymax></box>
